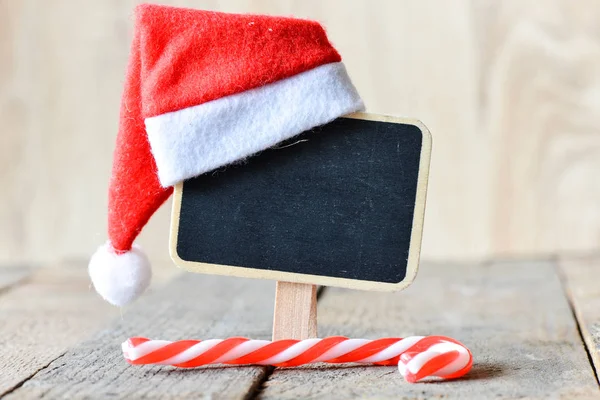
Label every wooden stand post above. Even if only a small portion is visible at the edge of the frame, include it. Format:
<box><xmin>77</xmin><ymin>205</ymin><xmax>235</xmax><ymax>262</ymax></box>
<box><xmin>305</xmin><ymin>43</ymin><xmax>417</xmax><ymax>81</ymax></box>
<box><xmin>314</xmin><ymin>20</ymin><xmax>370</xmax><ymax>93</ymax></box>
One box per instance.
<box><xmin>272</xmin><ymin>282</ymin><xmax>317</xmax><ymax>340</ymax></box>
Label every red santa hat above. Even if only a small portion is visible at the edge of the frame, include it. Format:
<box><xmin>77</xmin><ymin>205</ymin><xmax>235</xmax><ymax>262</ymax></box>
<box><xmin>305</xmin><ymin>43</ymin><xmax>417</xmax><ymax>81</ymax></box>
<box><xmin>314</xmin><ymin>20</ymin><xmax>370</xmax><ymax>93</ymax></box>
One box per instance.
<box><xmin>89</xmin><ymin>4</ymin><xmax>363</xmax><ymax>306</ymax></box>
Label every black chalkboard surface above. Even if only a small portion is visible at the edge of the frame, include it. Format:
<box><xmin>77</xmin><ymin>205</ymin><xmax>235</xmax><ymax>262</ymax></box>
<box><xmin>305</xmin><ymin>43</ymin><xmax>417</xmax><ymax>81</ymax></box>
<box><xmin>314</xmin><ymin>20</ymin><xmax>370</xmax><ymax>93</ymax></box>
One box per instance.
<box><xmin>170</xmin><ymin>113</ymin><xmax>431</xmax><ymax>291</ymax></box>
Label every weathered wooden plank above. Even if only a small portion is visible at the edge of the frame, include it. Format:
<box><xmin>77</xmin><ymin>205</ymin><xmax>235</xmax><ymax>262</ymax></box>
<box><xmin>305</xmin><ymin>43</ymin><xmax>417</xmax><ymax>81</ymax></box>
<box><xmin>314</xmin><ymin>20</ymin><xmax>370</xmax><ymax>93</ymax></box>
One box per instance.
<box><xmin>0</xmin><ymin>261</ymin><xmax>120</xmax><ymax>396</ymax></box>
<box><xmin>559</xmin><ymin>255</ymin><xmax>600</xmax><ymax>384</ymax></box>
<box><xmin>0</xmin><ymin>266</ymin><xmax>31</xmax><ymax>294</ymax></box>
<box><xmin>260</xmin><ymin>261</ymin><xmax>599</xmax><ymax>399</ymax></box>
<box><xmin>5</xmin><ymin>274</ymin><xmax>277</xmax><ymax>400</ymax></box>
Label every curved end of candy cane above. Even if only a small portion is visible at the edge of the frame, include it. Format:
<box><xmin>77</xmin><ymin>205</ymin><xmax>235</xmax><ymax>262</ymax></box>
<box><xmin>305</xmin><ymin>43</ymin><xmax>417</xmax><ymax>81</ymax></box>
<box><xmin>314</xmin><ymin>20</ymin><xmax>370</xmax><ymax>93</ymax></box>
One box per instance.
<box><xmin>397</xmin><ymin>337</ymin><xmax>473</xmax><ymax>383</ymax></box>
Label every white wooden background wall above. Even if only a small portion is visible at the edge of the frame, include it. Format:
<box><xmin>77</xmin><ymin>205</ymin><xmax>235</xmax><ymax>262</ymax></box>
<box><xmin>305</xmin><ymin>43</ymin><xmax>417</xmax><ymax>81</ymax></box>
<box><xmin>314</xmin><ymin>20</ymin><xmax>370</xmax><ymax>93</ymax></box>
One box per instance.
<box><xmin>1</xmin><ymin>0</ymin><xmax>599</xmax><ymax>269</ymax></box>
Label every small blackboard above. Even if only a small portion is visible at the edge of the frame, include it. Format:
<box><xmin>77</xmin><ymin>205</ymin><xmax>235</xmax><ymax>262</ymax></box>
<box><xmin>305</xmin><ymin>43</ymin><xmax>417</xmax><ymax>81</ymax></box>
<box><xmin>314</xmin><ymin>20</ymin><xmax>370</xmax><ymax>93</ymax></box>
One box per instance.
<box><xmin>170</xmin><ymin>113</ymin><xmax>431</xmax><ymax>291</ymax></box>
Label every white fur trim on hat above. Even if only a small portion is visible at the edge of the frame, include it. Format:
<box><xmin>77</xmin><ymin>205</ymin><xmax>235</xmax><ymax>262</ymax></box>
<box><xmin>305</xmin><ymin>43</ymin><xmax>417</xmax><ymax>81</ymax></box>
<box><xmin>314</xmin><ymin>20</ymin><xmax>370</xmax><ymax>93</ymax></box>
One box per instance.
<box><xmin>145</xmin><ymin>62</ymin><xmax>364</xmax><ymax>187</ymax></box>
<box><xmin>89</xmin><ymin>242</ymin><xmax>152</xmax><ymax>307</ymax></box>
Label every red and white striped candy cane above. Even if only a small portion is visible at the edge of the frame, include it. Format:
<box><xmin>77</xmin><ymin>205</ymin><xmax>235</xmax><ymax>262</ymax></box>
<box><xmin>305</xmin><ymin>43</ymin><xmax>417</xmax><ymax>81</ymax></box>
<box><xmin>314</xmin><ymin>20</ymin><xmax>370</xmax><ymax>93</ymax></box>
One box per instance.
<box><xmin>123</xmin><ymin>335</ymin><xmax>472</xmax><ymax>383</ymax></box>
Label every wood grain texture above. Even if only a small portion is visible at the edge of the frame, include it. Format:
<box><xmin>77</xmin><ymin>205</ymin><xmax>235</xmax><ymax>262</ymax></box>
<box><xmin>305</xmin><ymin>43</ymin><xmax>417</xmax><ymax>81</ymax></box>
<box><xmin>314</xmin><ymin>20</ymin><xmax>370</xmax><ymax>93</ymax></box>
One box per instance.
<box><xmin>2</xmin><ymin>0</ymin><xmax>600</xmax><ymax>267</ymax></box>
<box><xmin>0</xmin><ymin>261</ymin><xmax>120</xmax><ymax>396</ymax></box>
<box><xmin>473</xmin><ymin>0</ymin><xmax>600</xmax><ymax>256</ymax></box>
<box><xmin>260</xmin><ymin>261</ymin><xmax>599</xmax><ymax>399</ymax></box>
<box><xmin>272</xmin><ymin>282</ymin><xmax>317</xmax><ymax>340</ymax></box>
<box><xmin>559</xmin><ymin>255</ymin><xmax>600</xmax><ymax>384</ymax></box>
<box><xmin>5</xmin><ymin>274</ymin><xmax>276</xmax><ymax>400</ymax></box>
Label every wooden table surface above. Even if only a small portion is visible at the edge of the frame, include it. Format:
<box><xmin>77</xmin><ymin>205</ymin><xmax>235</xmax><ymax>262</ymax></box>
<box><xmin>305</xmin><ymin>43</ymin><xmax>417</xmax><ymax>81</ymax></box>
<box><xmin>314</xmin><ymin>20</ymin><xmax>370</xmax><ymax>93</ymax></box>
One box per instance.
<box><xmin>1</xmin><ymin>257</ymin><xmax>599</xmax><ymax>399</ymax></box>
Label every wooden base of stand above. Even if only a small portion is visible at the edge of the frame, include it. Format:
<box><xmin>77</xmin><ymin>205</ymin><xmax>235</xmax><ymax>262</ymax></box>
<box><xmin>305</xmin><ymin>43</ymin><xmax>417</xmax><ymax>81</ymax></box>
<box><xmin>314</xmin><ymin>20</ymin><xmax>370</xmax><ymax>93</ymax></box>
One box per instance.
<box><xmin>272</xmin><ymin>282</ymin><xmax>317</xmax><ymax>340</ymax></box>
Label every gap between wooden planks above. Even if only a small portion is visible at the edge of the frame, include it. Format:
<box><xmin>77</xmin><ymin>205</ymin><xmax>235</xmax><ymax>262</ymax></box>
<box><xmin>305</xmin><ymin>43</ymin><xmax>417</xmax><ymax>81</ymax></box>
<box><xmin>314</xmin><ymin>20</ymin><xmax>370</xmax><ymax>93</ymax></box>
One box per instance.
<box><xmin>260</xmin><ymin>260</ymin><xmax>600</xmax><ymax>399</ymax></box>
<box><xmin>0</xmin><ymin>261</ymin><xmax>179</xmax><ymax>398</ymax></box>
<box><xmin>0</xmin><ymin>262</ymin><xmax>121</xmax><ymax>396</ymax></box>
<box><xmin>3</xmin><ymin>272</ymin><xmax>276</xmax><ymax>399</ymax></box>
<box><xmin>558</xmin><ymin>254</ymin><xmax>600</xmax><ymax>385</ymax></box>
<box><xmin>5</xmin><ymin>259</ymin><xmax>600</xmax><ymax>399</ymax></box>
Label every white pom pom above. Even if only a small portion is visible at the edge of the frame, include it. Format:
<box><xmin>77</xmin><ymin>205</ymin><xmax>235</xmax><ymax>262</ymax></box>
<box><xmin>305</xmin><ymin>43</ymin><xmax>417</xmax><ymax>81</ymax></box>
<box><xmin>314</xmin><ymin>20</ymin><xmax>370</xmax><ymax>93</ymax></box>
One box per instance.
<box><xmin>89</xmin><ymin>242</ymin><xmax>152</xmax><ymax>307</ymax></box>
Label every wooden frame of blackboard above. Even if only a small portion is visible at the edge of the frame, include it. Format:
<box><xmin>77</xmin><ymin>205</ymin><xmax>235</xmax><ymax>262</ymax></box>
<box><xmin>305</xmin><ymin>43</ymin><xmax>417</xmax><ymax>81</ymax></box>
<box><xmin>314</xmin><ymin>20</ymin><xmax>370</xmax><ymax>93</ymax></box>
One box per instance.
<box><xmin>168</xmin><ymin>112</ymin><xmax>432</xmax><ymax>292</ymax></box>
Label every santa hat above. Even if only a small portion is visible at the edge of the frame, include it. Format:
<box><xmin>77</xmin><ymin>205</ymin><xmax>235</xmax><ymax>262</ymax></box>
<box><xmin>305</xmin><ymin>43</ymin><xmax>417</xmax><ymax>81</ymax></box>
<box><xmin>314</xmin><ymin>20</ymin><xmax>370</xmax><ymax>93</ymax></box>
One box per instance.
<box><xmin>89</xmin><ymin>4</ymin><xmax>363</xmax><ymax>306</ymax></box>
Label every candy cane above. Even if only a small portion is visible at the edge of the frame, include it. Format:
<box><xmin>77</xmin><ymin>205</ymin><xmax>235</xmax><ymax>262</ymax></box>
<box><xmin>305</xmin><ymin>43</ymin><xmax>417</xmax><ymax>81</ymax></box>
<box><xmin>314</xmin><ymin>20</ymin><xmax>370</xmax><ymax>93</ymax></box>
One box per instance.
<box><xmin>123</xmin><ymin>335</ymin><xmax>472</xmax><ymax>383</ymax></box>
